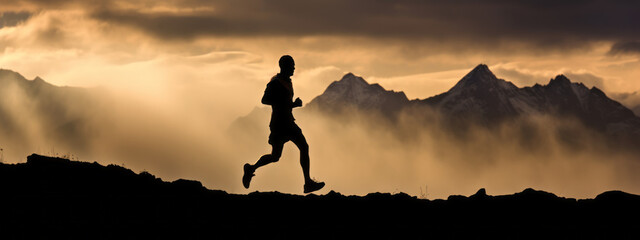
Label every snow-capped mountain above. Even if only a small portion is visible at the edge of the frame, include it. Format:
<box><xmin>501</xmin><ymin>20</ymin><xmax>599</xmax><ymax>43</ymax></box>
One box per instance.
<box><xmin>306</xmin><ymin>73</ymin><xmax>409</xmax><ymax>114</ymax></box>
<box><xmin>416</xmin><ymin>64</ymin><xmax>521</xmax><ymax>121</ymax></box>
<box><xmin>416</xmin><ymin>65</ymin><xmax>640</xmax><ymax>136</ymax></box>
<box><xmin>519</xmin><ymin>75</ymin><xmax>639</xmax><ymax>133</ymax></box>
<box><xmin>306</xmin><ymin>64</ymin><xmax>640</xmax><ymax>139</ymax></box>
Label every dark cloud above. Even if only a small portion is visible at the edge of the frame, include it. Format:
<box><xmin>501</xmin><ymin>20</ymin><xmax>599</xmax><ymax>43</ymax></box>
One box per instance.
<box><xmin>609</xmin><ymin>41</ymin><xmax>640</xmax><ymax>55</ymax></box>
<box><xmin>86</xmin><ymin>0</ymin><xmax>640</xmax><ymax>49</ymax></box>
<box><xmin>3</xmin><ymin>0</ymin><xmax>85</xmax><ymax>9</ymax></box>
<box><xmin>0</xmin><ymin>11</ymin><xmax>32</xmax><ymax>28</ymax></box>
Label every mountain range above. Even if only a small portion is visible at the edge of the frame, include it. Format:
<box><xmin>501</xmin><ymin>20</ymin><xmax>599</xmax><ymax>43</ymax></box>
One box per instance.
<box><xmin>2</xmin><ymin>65</ymin><xmax>640</xmax><ymax>156</ymax></box>
<box><xmin>302</xmin><ymin>64</ymin><xmax>640</xmax><ymax>146</ymax></box>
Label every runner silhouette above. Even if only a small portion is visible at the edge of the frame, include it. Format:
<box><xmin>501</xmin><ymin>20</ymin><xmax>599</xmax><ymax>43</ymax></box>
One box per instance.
<box><xmin>243</xmin><ymin>55</ymin><xmax>325</xmax><ymax>193</ymax></box>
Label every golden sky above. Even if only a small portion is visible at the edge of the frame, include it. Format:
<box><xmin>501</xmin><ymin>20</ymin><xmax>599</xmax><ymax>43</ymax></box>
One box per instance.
<box><xmin>2</xmin><ymin>0</ymin><xmax>640</xmax><ymax>116</ymax></box>
<box><xmin>1</xmin><ymin>0</ymin><xmax>640</xmax><ymax>197</ymax></box>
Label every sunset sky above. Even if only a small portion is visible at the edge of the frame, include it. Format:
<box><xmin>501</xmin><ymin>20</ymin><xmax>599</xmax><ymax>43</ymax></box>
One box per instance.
<box><xmin>1</xmin><ymin>1</ymin><xmax>640</xmax><ymax>197</ymax></box>
<box><xmin>2</xmin><ymin>0</ymin><xmax>640</xmax><ymax>118</ymax></box>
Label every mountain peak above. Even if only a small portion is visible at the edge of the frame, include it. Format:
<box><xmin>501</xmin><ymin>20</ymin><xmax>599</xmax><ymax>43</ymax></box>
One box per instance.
<box><xmin>447</xmin><ymin>64</ymin><xmax>516</xmax><ymax>93</ymax></box>
<box><xmin>307</xmin><ymin>72</ymin><xmax>409</xmax><ymax>113</ymax></box>
<box><xmin>549</xmin><ymin>74</ymin><xmax>571</xmax><ymax>86</ymax></box>
<box><xmin>338</xmin><ymin>72</ymin><xmax>369</xmax><ymax>86</ymax></box>
<box><xmin>467</xmin><ymin>63</ymin><xmax>495</xmax><ymax>79</ymax></box>
<box><xmin>343</xmin><ymin>72</ymin><xmax>356</xmax><ymax>78</ymax></box>
<box><xmin>460</xmin><ymin>64</ymin><xmax>498</xmax><ymax>84</ymax></box>
<box><xmin>472</xmin><ymin>64</ymin><xmax>491</xmax><ymax>73</ymax></box>
<box><xmin>27</xmin><ymin>76</ymin><xmax>55</xmax><ymax>89</ymax></box>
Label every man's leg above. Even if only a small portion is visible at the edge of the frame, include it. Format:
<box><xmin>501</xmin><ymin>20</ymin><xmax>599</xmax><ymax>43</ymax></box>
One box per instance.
<box><xmin>252</xmin><ymin>142</ymin><xmax>284</xmax><ymax>170</ymax></box>
<box><xmin>291</xmin><ymin>125</ymin><xmax>324</xmax><ymax>193</ymax></box>
<box><xmin>243</xmin><ymin>142</ymin><xmax>284</xmax><ymax>189</ymax></box>
<box><xmin>291</xmin><ymin>133</ymin><xmax>311</xmax><ymax>182</ymax></box>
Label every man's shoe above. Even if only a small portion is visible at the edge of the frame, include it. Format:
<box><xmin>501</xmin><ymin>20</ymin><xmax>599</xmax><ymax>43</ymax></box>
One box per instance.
<box><xmin>242</xmin><ymin>164</ymin><xmax>254</xmax><ymax>189</ymax></box>
<box><xmin>304</xmin><ymin>180</ymin><xmax>325</xmax><ymax>193</ymax></box>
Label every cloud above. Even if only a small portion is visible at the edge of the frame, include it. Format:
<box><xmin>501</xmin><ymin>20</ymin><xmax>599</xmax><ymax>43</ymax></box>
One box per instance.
<box><xmin>83</xmin><ymin>0</ymin><xmax>640</xmax><ymax>50</ymax></box>
<box><xmin>7</xmin><ymin>0</ymin><xmax>640</xmax><ymax>85</ymax></box>
<box><xmin>0</xmin><ymin>11</ymin><xmax>32</xmax><ymax>28</ymax></box>
<box><xmin>227</xmin><ymin>100</ymin><xmax>640</xmax><ymax>198</ymax></box>
<box><xmin>2</xmin><ymin>0</ymin><xmax>640</xmax><ymax>199</ymax></box>
<box><xmin>609</xmin><ymin>41</ymin><xmax>640</xmax><ymax>55</ymax></box>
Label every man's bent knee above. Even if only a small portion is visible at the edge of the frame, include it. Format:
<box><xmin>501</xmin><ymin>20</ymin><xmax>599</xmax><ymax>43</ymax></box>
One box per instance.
<box><xmin>270</xmin><ymin>148</ymin><xmax>283</xmax><ymax>162</ymax></box>
<box><xmin>269</xmin><ymin>154</ymin><xmax>281</xmax><ymax>163</ymax></box>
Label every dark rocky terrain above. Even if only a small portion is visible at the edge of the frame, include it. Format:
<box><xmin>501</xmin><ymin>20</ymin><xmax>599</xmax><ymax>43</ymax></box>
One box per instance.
<box><xmin>1</xmin><ymin>154</ymin><xmax>638</xmax><ymax>239</ymax></box>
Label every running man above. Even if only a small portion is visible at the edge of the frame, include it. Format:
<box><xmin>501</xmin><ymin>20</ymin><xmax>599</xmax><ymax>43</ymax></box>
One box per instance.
<box><xmin>242</xmin><ymin>55</ymin><xmax>325</xmax><ymax>193</ymax></box>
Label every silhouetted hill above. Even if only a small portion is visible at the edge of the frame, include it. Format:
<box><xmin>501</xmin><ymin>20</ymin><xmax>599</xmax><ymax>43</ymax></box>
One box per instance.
<box><xmin>1</xmin><ymin>154</ymin><xmax>638</xmax><ymax>239</ymax></box>
<box><xmin>0</xmin><ymin>69</ymin><xmax>104</xmax><ymax>156</ymax></box>
<box><xmin>0</xmin><ymin>154</ymin><xmax>209</xmax><ymax>196</ymax></box>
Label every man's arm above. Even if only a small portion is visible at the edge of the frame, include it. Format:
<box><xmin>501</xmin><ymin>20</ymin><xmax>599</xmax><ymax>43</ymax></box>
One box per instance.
<box><xmin>261</xmin><ymin>82</ymin><xmax>275</xmax><ymax>105</ymax></box>
<box><xmin>263</xmin><ymin>80</ymin><xmax>301</xmax><ymax>107</ymax></box>
<box><xmin>293</xmin><ymin>97</ymin><xmax>302</xmax><ymax>108</ymax></box>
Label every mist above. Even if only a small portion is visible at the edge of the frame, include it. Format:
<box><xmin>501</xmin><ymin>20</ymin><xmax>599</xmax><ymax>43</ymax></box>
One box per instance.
<box><xmin>227</xmin><ymin>103</ymin><xmax>640</xmax><ymax>199</ymax></box>
<box><xmin>1</xmin><ymin>4</ymin><xmax>640</xmax><ymax>200</ymax></box>
<box><xmin>0</xmin><ymin>69</ymin><xmax>239</xmax><ymax>188</ymax></box>
<box><xmin>1</xmin><ymin>66</ymin><xmax>639</xmax><ymax>200</ymax></box>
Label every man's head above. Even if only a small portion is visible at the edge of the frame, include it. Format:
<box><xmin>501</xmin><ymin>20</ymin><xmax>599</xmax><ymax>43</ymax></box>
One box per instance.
<box><xmin>279</xmin><ymin>55</ymin><xmax>295</xmax><ymax>77</ymax></box>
